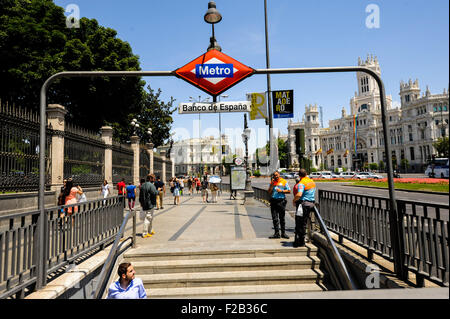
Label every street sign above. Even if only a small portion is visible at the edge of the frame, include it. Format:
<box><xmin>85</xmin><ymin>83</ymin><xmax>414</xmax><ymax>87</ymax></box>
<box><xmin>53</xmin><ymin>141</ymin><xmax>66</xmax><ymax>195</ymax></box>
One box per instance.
<box><xmin>234</xmin><ymin>157</ymin><xmax>244</xmax><ymax>166</ymax></box>
<box><xmin>175</xmin><ymin>49</ymin><xmax>254</xmax><ymax>97</ymax></box>
<box><xmin>247</xmin><ymin>92</ymin><xmax>268</xmax><ymax>121</ymax></box>
<box><xmin>178</xmin><ymin>101</ymin><xmax>251</xmax><ymax>114</ymax></box>
<box><xmin>272</xmin><ymin>90</ymin><xmax>294</xmax><ymax>119</ymax></box>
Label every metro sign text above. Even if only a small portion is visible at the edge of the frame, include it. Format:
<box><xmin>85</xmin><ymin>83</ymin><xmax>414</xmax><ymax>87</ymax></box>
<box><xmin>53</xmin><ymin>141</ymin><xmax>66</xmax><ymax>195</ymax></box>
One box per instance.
<box><xmin>175</xmin><ymin>49</ymin><xmax>254</xmax><ymax>97</ymax></box>
<box><xmin>196</xmin><ymin>63</ymin><xmax>233</xmax><ymax>78</ymax></box>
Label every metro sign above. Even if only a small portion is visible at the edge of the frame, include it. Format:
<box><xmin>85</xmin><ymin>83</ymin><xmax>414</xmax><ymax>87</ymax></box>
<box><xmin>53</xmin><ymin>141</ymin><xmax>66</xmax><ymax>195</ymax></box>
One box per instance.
<box><xmin>175</xmin><ymin>49</ymin><xmax>254</xmax><ymax>97</ymax></box>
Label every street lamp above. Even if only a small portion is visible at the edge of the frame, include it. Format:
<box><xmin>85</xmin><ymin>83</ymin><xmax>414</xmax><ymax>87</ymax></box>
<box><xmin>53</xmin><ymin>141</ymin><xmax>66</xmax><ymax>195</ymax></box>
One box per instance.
<box><xmin>189</xmin><ymin>96</ymin><xmax>210</xmax><ymax>176</ymax></box>
<box><xmin>204</xmin><ymin>1</ymin><xmax>222</xmax><ymax>52</ymax></box>
<box><xmin>218</xmin><ymin>94</ymin><xmax>228</xmax><ymax>181</ymax></box>
<box><xmin>241</xmin><ymin>115</ymin><xmax>252</xmax><ymax>192</ymax></box>
<box><xmin>131</xmin><ymin>118</ymin><xmax>140</xmax><ymax>136</ymax></box>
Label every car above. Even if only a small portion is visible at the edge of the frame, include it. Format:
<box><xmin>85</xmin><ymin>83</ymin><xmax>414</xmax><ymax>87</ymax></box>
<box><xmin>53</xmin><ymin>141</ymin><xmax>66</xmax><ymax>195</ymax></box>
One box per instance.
<box><xmin>339</xmin><ymin>172</ymin><xmax>356</xmax><ymax>179</ymax></box>
<box><xmin>354</xmin><ymin>172</ymin><xmax>383</xmax><ymax>179</ymax></box>
<box><xmin>310</xmin><ymin>172</ymin><xmax>322</xmax><ymax>179</ymax></box>
<box><xmin>331</xmin><ymin>172</ymin><xmax>341</xmax><ymax>178</ymax></box>
<box><xmin>319</xmin><ymin>171</ymin><xmax>333</xmax><ymax>179</ymax></box>
<box><xmin>280</xmin><ymin>173</ymin><xmax>294</xmax><ymax>179</ymax></box>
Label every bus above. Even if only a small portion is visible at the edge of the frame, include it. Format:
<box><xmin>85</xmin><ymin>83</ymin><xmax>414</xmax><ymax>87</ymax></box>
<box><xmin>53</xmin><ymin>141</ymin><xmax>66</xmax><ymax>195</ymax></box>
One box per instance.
<box><xmin>424</xmin><ymin>158</ymin><xmax>449</xmax><ymax>178</ymax></box>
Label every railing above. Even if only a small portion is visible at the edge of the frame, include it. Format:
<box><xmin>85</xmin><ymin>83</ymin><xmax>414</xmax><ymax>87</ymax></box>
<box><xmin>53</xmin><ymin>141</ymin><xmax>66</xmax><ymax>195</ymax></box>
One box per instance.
<box><xmin>319</xmin><ymin>189</ymin><xmax>449</xmax><ymax>287</ymax></box>
<box><xmin>91</xmin><ymin>206</ymin><xmax>136</xmax><ymax>299</ymax></box>
<box><xmin>251</xmin><ymin>185</ymin><xmax>356</xmax><ymax>290</ymax></box>
<box><xmin>0</xmin><ymin>104</ymin><xmax>51</xmax><ymax>192</ymax></box>
<box><xmin>112</xmin><ymin>142</ymin><xmax>133</xmax><ymax>184</ymax></box>
<box><xmin>64</xmin><ymin>125</ymin><xmax>105</xmax><ymax>187</ymax></box>
<box><xmin>0</xmin><ymin>196</ymin><xmax>125</xmax><ymax>299</ymax></box>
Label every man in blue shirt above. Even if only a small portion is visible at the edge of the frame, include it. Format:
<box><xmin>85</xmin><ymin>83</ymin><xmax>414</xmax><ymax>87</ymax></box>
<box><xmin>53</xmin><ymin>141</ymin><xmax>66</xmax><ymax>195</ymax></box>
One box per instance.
<box><xmin>267</xmin><ymin>171</ymin><xmax>291</xmax><ymax>239</ymax></box>
<box><xmin>107</xmin><ymin>262</ymin><xmax>147</xmax><ymax>299</ymax></box>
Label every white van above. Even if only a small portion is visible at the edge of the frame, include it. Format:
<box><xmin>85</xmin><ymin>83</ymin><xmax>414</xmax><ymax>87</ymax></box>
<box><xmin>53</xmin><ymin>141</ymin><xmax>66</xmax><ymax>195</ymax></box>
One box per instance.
<box><xmin>425</xmin><ymin>158</ymin><xmax>449</xmax><ymax>178</ymax></box>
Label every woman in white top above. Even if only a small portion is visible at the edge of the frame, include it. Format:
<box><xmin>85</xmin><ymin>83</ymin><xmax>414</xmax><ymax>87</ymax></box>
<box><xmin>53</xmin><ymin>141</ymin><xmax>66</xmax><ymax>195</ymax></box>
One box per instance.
<box><xmin>101</xmin><ymin>179</ymin><xmax>110</xmax><ymax>199</ymax></box>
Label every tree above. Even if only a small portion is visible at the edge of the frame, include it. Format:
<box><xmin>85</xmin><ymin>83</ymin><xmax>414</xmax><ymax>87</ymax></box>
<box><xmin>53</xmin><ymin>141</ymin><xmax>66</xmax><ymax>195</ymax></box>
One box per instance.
<box><xmin>0</xmin><ymin>1</ymin><xmax>150</xmax><ymax>132</ymax></box>
<box><xmin>107</xmin><ymin>86</ymin><xmax>176</xmax><ymax>148</ymax></box>
<box><xmin>264</xmin><ymin>138</ymin><xmax>288</xmax><ymax>168</ymax></box>
<box><xmin>433</xmin><ymin>137</ymin><xmax>449</xmax><ymax>158</ymax></box>
<box><xmin>400</xmin><ymin>158</ymin><xmax>409</xmax><ymax>172</ymax></box>
<box><xmin>379</xmin><ymin>160</ymin><xmax>385</xmax><ymax>172</ymax></box>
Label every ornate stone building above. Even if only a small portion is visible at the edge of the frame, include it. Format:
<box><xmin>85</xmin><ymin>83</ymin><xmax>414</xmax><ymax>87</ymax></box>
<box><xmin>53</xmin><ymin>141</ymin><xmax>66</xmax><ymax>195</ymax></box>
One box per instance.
<box><xmin>287</xmin><ymin>55</ymin><xmax>449</xmax><ymax>172</ymax></box>
<box><xmin>158</xmin><ymin>135</ymin><xmax>231</xmax><ymax>176</ymax></box>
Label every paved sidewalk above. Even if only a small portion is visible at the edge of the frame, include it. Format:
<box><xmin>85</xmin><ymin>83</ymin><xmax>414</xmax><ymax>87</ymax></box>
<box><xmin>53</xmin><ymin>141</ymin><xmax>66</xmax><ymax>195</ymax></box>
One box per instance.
<box><xmin>123</xmin><ymin>191</ymin><xmax>294</xmax><ymax>246</ymax></box>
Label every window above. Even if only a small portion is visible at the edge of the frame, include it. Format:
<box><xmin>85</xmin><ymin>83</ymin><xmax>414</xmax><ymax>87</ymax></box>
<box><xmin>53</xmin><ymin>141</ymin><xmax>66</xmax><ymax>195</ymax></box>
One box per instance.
<box><xmin>307</xmin><ymin>116</ymin><xmax>310</xmax><ymax>122</ymax></box>
<box><xmin>312</xmin><ymin>115</ymin><xmax>316</xmax><ymax>121</ymax></box>
<box><xmin>410</xmin><ymin>147</ymin><xmax>415</xmax><ymax>161</ymax></box>
<box><xmin>409</xmin><ymin>133</ymin><xmax>413</xmax><ymax>142</ymax></box>
<box><xmin>405</xmin><ymin>95</ymin><xmax>410</xmax><ymax>103</ymax></box>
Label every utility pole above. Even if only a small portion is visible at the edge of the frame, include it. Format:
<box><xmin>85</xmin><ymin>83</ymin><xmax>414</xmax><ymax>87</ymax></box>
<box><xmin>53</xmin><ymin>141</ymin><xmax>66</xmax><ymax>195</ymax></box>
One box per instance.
<box><xmin>264</xmin><ymin>0</ymin><xmax>274</xmax><ymax>173</ymax></box>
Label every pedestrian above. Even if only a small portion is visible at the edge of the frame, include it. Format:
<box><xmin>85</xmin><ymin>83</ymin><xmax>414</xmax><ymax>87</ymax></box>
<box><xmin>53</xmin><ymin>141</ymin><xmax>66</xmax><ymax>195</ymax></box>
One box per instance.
<box><xmin>172</xmin><ymin>178</ymin><xmax>180</xmax><ymax>205</ymax></box>
<box><xmin>179</xmin><ymin>177</ymin><xmax>184</xmax><ymax>196</ymax></box>
<box><xmin>139</xmin><ymin>174</ymin><xmax>158</xmax><ymax>238</ymax></box>
<box><xmin>267</xmin><ymin>171</ymin><xmax>290</xmax><ymax>239</ymax></box>
<box><xmin>117</xmin><ymin>178</ymin><xmax>126</xmax><ymax>204</ymax></box>
<box><xmin>76</xmin><ymin>183</ymin><xmax>87</xmax><ymax>203</ymax></box>
<box><xmin>100</xmin><ymin>179</ymin><xmax>111</xmax><ymax>202</ymax></box>
<box><xmin>201</xmin><ymin>177</ymin><xmax>209</xmax><ymax>203</ymax></box>
<box><xmin>57</xmin><ymin>179</ymin><xmax>67</xmax><ymax>208</ymax></box>
<box><xmin>292</xmin><ymin>169</ymin><xmax>316</xmax><ymax>247</ymax></box>
<box><xmin>210</xmin><ymin>182</ymin><xmax>219</xmax><ymax>203</ymax></box>
<box><xmin>187</xmin><ymin>177</ymin><xmax>193</xmax><ymax>196</ymax></box>
<box><xmin>196</xmin><ymin>177</ymin><xmax>201</xmax><ymax>193</ymax></box>
<box><xmin>154</xmin><ymin>176</ymin><xmax>165</xmax><ymax>210</ymax></box>
<box><xmin>64</xmin><ymin>179</ymin><xmax>83</xmax><ymax>216</ymax></box>
<box><xmin>125</xmin><ymin>181</ymin><xmax>137</xmax><ymax>211</ymax></box>
<box><xmin>107</xmin><ymin>262</ymin><xmax>147</xmax><ymax>299</ymax></box>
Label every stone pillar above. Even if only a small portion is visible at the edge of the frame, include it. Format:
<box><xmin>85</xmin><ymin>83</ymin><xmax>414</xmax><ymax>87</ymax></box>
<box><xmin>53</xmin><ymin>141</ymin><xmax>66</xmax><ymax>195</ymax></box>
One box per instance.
<box><xmin>171</xmin><ymin>159</ymin><xmax>175</xmax><ymax>179</ymax></box>
<box><xmin>47</xmin><ymin>104</ymin><xmax>67</xmax><ymax>193</ymax></box>
<box><xmin>146</xmin><ymin>142</ymin><xmax>154</xmax><ymax>174</ymax></box>
<box><xmin>160</xmin><ymin>150</ymin><xmax>166</xmax><ymax>183</ymax></box>
<box><xmin>131</xmin><ymin>136</ymin><xmax>140</xmax><ymax>186</ymax></box>
<box><xmin>101</xmin><ymin>126</ymin><xmax>113</xmax><ymax>184</ymax></box>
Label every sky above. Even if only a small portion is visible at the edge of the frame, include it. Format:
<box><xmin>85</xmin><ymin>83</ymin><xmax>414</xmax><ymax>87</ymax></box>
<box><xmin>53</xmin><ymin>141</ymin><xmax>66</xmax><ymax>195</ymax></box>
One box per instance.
<box><xmin>53</xmin><ymin>0</ymin><xmax>449</xmax><ymax>155</ymax></box>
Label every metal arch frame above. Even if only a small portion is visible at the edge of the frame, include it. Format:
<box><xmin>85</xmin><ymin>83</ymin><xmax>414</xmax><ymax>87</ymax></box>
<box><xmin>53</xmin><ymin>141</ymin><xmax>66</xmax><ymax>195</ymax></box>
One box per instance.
<box><xmin>38</xmin><ymin>66</ymin><xmax>405</xmax><ymax>289</ymax></box>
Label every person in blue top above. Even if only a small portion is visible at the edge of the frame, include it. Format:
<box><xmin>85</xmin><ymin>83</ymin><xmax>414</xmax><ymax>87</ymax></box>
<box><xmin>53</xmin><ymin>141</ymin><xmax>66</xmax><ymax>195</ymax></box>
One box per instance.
<box><xmin>267</xmin><ymin>171</ymin><xmax>291</xmax><ymax>239</ymax></box>
<box><xmin>107</xmin><ymin>262</ymin><xmax>147</xmax><ymax>299</ymax></box>
<box><xmin>125</xmin><ymin>181</ymin><xmax>137</xmax><ymax>211</ymax></box>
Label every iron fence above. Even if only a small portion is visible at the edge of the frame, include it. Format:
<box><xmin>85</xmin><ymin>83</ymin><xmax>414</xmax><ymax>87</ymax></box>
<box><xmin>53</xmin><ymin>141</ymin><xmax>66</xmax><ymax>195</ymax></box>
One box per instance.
<box><xmin>139</xmin><ymin>146</ymin><xmax>149</xmax><ymax>181</ymax></box>
<box><xmin>112</xmin><ymin>141</ymin><xmax>133</xmax><ymax>184</ymax></box>
<box><xmin>64</xmin><ymin>123</ymin><xmax>105</xmax><ymax>187</ymax></box>
<box><xmin>153</xmin><ymin>154</ymin><xmax>164</xmax><ymax>180</ymax></box>
<box><xmin>0</xmin><ymin>196</ymin><xmax>124</xmax><ymax>299</ymax></box>
<box><xmin>318</xmin><ymin>189</ymin><xmax>449</xmax><ymax>287</ymax></box>
<box><xmin>0</xmin><ymin>104</ymin><xmax>51</xmax><ymax>192</ymax></box>
<box><xmin>166</xmin><ymin>158</ymin><xmax>173</xmax><ymax>182</ymax></box>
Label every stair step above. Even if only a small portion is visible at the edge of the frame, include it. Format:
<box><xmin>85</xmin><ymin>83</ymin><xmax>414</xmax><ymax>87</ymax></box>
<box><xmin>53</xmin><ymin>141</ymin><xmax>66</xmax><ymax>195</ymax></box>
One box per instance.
<box><xmin>147</xmin><ymin>283</ymin><xmax>324</xmax><ymax>298</ymax></box>
<box><xmin>140</xmin><ymin>269</ymin><xmax>323</xmax><ymax>289</ymax></box>
<box><xmin>125</xmin><ymin>244</ymin><xmax>318</xmax><ymax>261</ymax></box>
<box><xmin>130</xmin><ymin>256</ymin><xmax>320</xmax><ymax>274</ymax></box>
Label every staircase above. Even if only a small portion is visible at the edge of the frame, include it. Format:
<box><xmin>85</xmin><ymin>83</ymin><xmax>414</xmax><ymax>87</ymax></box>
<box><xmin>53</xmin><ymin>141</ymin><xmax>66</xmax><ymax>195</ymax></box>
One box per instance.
<box><xmin>123</xmin><ymin>239</ymin><xmax>325</xmax><ymax>298</ymax></box>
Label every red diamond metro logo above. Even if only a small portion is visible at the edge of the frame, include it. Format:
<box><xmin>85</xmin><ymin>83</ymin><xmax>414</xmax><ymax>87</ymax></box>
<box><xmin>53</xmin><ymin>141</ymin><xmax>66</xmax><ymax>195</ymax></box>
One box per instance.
<box><xmin>174</xmin><ymin>49</ymin><xmax>254</xmax><ymax>97</ymax></box>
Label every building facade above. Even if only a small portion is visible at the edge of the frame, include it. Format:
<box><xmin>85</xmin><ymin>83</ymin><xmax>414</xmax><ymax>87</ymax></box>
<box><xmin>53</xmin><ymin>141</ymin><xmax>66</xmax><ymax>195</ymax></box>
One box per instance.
<box><xmin>158</xmin><ymin>135</ymin><xmax>231</xmax><ymax>176</ymax></box>
<box><xmin>287</xmin><ymin>55</ymin><xmax>449</xmax><ymax>172</ymax></box>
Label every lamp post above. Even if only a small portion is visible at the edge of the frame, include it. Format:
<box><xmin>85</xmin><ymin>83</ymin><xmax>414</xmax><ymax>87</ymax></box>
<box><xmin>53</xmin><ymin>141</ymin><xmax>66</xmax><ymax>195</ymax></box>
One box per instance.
<box><xmin>218</xmin><ymin>94</ymin><xmax>228</xmax><ymax>184</ymax></box>
<box><xmin>241</xmin><ymin>114</ymin><xmax>252</xmax><ymax>193</ymax></box>
<box><xmin>204</xmin><ymin>1</ymin><xmax>222</xmax><ymax>52</ymax></box>
<box><xmin>189</xmin><ymin>95</ymin><xmax>210</xmax><ymax>176</ymax></box>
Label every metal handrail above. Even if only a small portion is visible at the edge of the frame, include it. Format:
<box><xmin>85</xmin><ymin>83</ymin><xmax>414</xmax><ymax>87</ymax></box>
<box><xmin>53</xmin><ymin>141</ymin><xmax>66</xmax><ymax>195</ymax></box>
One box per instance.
<box><xmin>312</xmin><ymin>206</ymin><xmax>357</xmax><ymax>290</ymax></box>
<box><xmin>91</xmin><ymin>207</ymin><xmax>136</xmax><ymax>299</ymax></box>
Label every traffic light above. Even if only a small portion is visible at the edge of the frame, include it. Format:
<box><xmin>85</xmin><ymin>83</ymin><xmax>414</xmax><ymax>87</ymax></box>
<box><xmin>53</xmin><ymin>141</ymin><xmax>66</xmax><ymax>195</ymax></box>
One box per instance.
<box><xmin>295</xmin><ymin>129</ymin><xmax>305</xmax><ymax>155</ymax></box>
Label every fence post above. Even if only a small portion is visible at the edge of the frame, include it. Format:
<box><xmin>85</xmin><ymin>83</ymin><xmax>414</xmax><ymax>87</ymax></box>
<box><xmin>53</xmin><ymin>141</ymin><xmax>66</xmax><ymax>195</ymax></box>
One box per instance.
<box><xmin>101</xmin><ymin>126</ymin><xmax>113</xmax><ymax>184</ymax></box>
<box><xmin>395</xmin><ymin>200</ymin><xmax>409</xmax><ymax>281</ymax></box>
<box><xmin>146</xmin><ymin>142</ymin><xmax>154</xmax><ymax>174</ymax></box>
<box><xmin>160</xmin><ymin>150</ymin><xmax>167</xmax><ymax>183</ymax></box>
<box><xmin>47</xmin><ymin>104</ymin><xmax>67</xmax><ymax>194</ymax></box>
<box><xmin>131</xmin><ymin>135</ymin><xmax>140</xmax><ymax>186</ymax></box>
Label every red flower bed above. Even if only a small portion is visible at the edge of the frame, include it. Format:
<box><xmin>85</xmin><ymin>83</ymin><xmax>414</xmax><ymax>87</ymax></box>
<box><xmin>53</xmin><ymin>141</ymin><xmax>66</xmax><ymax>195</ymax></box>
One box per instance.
<box><xmin>371</xmin><ymin>178</ymin><xmax>449</xmax><ymax>184</ymax></box>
